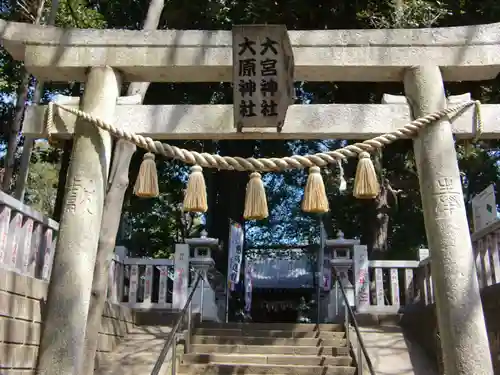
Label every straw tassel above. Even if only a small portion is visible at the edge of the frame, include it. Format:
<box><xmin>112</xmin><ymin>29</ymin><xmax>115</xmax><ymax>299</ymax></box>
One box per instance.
<box><xmin>301</xmin><ymin>166</ymin><xmax>329</xmax><ymax>213</ymax></box>
<box><xmin>353</xmin><ymin>151</ymin><xmax>380</xmax><ymax>199</ymax></box>
<box><xmin>244</xmin><ymin>172</ymin><xmax>268</xmax><ymax>220</ymax></box>
<box><xmin>133</xmin><ymin>152</ymin><xmax>159</xmax><ymax>198</ymax></box>
<box><xmin>183</xmin><ymin>165</ymin><xmax>208</xmax><ymax>212</ymax></box>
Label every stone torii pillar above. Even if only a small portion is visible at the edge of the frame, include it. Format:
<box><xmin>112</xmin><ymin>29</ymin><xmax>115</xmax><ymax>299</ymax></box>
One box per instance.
<box><xmin>36</xmin><ymin>66</ymin><xmax>121</xmax><ymax>375</ymax></box>
<box><xmin>403</xmin><ymin>65</ymin><xmax>493</xmax><ymax>375</ymax></box>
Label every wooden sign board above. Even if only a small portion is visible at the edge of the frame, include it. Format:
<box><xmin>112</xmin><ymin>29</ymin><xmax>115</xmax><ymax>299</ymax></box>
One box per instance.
<box><xmin>471</xmin><ymin>184</ymin><xmax>498</xmax><ymax>233</ymax></box>
<box><xmin>232</xmin><ymin>24</ymin><xmax>295</xmax><ymax>131</ymax></box>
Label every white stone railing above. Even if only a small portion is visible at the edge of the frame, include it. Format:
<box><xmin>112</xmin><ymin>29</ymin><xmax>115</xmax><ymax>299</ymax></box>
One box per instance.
<box><xmin>471</xmin><ymin>219</ymin><xmax>500</xmax><ymax>290</ymax></box>
<box><xmin>0</xmin><ymin>190</ymin><xmax>58</xmax><ymax>280</ymax></box>
<box><xmin>109</xmin><ymin>250</ymin><xmax>176</xmax><ymax>309</ymax></box>
<box><xmin>365</xmin><ymin>259</ymin><xmax>422</xmax><ymax>313</ymax></box>
<box><xmin>110</xmin><ymin>250</ymin><xmax>220</xmax><ymax>318</ymax></box>
<box><xmin>414</xmin><ymin>256</ymin><xmax>435</xmax><ymax>306</ymax></box>
<box><xmin>357</xmin><ymin>248</ymin><xmax>430</xmax><ymax>314</ymax></box>
<box><xmin>410</xmin><ymin>220</ymin><xmax>500</xmax><ymax>308</ymax></box>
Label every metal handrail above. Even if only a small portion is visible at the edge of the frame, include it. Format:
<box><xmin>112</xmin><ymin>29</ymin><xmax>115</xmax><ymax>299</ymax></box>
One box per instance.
<box><xmin>150</xmin><ymin>271</ymin><xmax>203</xmax><ymax>375</ymax></box>
<box><xmin>332</xmin><ymin>268</ymin><xmax>376</xmax><ymax>375</ymax></box>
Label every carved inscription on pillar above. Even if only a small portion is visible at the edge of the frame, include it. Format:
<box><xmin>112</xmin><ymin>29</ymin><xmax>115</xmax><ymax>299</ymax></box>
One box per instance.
<box><xmin>65</xmin><ymin>176</ymin><xmax>96</xmax><ymax>215</ymax></box>
<box><xmin>432</xmin><ymin>177</ymin><xmax>464</xmax><ymax>220</ymax></box>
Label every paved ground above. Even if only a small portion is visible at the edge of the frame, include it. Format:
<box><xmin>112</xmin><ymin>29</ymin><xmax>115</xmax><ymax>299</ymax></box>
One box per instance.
<box><xmin>95</xmin><ymin>326</ymin><xmax>174</xmax><ymax>375</ymax></box>
<box><xmin>352</xmin><ymin>325</ymin><xmax>439</xmax><ymax>375</ymax></box>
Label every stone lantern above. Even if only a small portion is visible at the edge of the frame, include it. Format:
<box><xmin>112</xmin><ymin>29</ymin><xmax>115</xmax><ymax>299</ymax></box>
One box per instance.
<box><xmin>185</xmin><ymin>230</ymin><xmax>219</xmax><ymax>321</ymax></box>
<box><xmin>325</xmin><ymin>231</ymin><xmax>360</xmax><ymax>321</ymax></box>
<box><xmin>186</xmin><ymin>230</ymin><xmax>217</xmax><ymax>276</ymax></box>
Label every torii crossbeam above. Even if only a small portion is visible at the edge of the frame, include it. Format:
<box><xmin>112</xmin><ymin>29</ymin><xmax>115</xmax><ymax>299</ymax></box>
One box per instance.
<box><xmin>23</xmin><ymin>96</ymin><xmax>500</xmax><ymax>140</ymax></box>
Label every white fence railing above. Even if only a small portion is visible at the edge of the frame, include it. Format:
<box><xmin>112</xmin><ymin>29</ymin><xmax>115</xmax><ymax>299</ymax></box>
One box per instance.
<box><xmin>109</xmin><ymin>249</ymin><xmax>176</xmax><ymax>309</ymax></box>
<box><xmin>363</xmin><ymin>218</ymin><xmax>500</xmax><ymax>313</ymax></box>
<box><xmin>472</xmin><ymin>220</ymin><xmax>500</xmax><ymax>290</ymax></box>
<box><xmin>346</xmin><ymin>247</ymin><xmax>429</xmax><ymax>315</ymax></box>
<box><xmin>0</xmin><ymin>191</ymin><xmax>58</xmax><ymax>280</ymax></box>
<box><xmin>415</xmin><ymin>219</ymin><xmax>500</xmax><ymax>308</ymax></box>
<box><xmin>364</xmin><ymin>258</ymin><xmax>423</xmax><ymax>313</ymax></box>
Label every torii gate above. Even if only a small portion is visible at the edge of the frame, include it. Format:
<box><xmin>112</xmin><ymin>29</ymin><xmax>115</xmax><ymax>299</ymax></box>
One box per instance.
<box><xmin>2</xmin><ymin>19</ymin><xmax>500</xmax><ymax>375</ymax></box>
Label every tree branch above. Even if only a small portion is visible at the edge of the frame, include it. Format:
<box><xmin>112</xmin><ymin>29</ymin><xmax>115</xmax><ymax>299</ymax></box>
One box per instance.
<box><xmin>384</xmin><ymin>178</ymin><xmax>402</xmax><ymax>209</ymax></box>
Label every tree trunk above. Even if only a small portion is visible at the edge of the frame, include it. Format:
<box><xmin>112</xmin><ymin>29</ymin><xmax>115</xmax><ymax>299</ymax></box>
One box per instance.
<box><xmin>53</xmin><ymin>84</ymin><xmax>80</xmax><ymax>220</ymax></box>
<box><xmin>207</xmin><ymin>140</ymin><xmax>254</xmax><ymax>272</ymax></box>
<box><xmin>80</xmin><ymin>1</ymin><xmax>165</xmax><ymax>374</ymax></box>
<box><xmin>369</xmin><ymin>184</ymin><xmax>390</xmax><ymax>260</ymax></box>
<box><xmin>393</xmin><ymin>0</ymin><xmax>405</xmax><ymax>27</ymax></box>
<box><xmin>206</xmin><ymin>140</ymin><xmax>254</xmax><ymax>321</ymax></box>
<box><xmin>3</xmin><ymin>73</ymin><xmax>31</xmax><ymax>192</ymax></box>
<box><xmin>361</xmin><ymin>149</ymin><xmax>391</xmax><ymax>260</ymax></box>
<box><xmin>2</xmin><ymin>0</ymin><xmax>46</xmax><ymax>193</ymax></box>
<box><xmin>52</xmin><ymin>140</ymin><xmax>73</xmax><ymax>221</ymax></box>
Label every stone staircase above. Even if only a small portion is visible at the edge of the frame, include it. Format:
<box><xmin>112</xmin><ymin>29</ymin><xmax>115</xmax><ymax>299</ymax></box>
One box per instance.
<box><xmin>96</xmin><ymin>314</ymin><xmax>356</xmax><ymax>375</ymax></box>
<box><xmin>180</xmin><ymin>322</ymin><xmax>356</xmax><ymax>375</ymax></box>
<box><xmin>95</xmin><ymin>310</ymin><xmax>196</xmax><ymax>375</ymax></box>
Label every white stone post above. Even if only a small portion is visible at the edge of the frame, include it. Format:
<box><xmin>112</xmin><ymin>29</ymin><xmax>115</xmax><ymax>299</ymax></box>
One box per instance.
<box><xmin>108</xmin><ymin>246</ymin><xmax>127</xmax><ymax>304</ymax></box>
<box><xmin>173</xmin><ymin>243</ymin><xmax>190</xmax><ymax>310</ymax></box>
<box><xmin>417</xmin><ymin>248</ymin><xmax>429</xmax><ymax>262</ymax></box>
<box><xmin>353</xmin><ymin>244</ymin><xmax>370</xmax><ymax>312</ymax></box>
<box><xmin>36</xmin><ymin>66</ymin><xmax>121</xmax><ymax>375</ymax></box>
<box><xmin>114</xmin><ymin>246</ymin><xmax>128</xmax><ymax>303</ymax></box>
<box><xmin>403</xmin><ymin>65</ymin><xmax>493</xmax><ymax>375</ymax></box>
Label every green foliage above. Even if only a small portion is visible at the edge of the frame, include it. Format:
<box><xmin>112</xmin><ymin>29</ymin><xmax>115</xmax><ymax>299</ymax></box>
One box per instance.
<box><xmin>55</xmin><ymin>0</ymin><xmax>106</xmax><ymax>28</ymax></box>
<box><xmin>120</xmin><ymin>156</ymin><xmax>202</xmax><ymax>257</ymax></box>
<box><xmin>358</xmin><ymin>0</ymin><xmax>451</xmax><ymax>28</ymax></box>
<box><xmin>24</xmin><ymin>142</ymin><xmax>60</xmax><ymax>216</ymax></box>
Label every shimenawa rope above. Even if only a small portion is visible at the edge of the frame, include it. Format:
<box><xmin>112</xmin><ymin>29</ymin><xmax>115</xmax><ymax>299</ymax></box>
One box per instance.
<box><xmin>45</xmin><ymin>99</ymin><xmax>482</xmax><ymax>217</ymax></box>
<box><xmin>45</xmin><ymin>100</ymin><xmax>482</xmax><ymax>172</ymax></box>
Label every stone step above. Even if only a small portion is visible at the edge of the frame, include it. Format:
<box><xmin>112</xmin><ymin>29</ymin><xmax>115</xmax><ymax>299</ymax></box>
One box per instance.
<box><xmin>198</xmin><ymin>322</ymin><xmax>344</xmax><ymax>332</ymax></box>
<box><xmin>194</xmin><ymin>328</ymin><xmax>345</xmax><ymax>338</ymax></box>
<box><xmin>183</xmin><ymin>353</ymin><xmax>353</xmax><ymax>366</ymax></box>
<box><xmin>133</xmin><ymin>309</ymin><xmax>200</xmax><ymax>326</ymax></box>
<box><xmin>95</xmin><ymin>364</ymin><xmax>161</xmax><ymax>375</ymax></box>
<box><xmin>94</xmin><ymin>338</ymin><xmax>167</xmax><ymax>375</ymax></box>
<box><xmin>191</xmin><ymin>335</ymin><xmax>347</xmax><ymax>346</ymax></box>
<box><xmin>178</xmin><ymin>363</ymin><xmax>356</xmax><ymax>375</ymax></box>
<box><xmin>190</xmin><ymin>344</ymin><xmax>350</xmax><ymax>356</ymax></box>
<box><xmin>127</xmin><ymin>325</ymin><xmax>172</xmax><ymax>337</ymax></box>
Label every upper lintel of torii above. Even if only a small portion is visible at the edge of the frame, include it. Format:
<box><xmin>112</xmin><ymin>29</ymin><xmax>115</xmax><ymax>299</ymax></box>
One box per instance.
<box><xmin>1</xmin><ymin>19</ymin><xmax>500</xmax><ymax>82</ymax></box>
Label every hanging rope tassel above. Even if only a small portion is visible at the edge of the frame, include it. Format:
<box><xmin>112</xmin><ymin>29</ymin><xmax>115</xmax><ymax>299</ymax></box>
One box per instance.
<box><xmin>338</xmin><ymin>159</ymin><xmax>347</xmax><ymax>193</ymax></box>
<box><xmin>244</xmin><ymin>172</ymin><xmax>268</xmax><ymax>220</ymax></box>
<box><xmin>464</xmin><ymin>100</ymin><xmax>484</xmax><ymax>157</ymax></box>
<box><xmin>133</xmin><ymin>152</ymin><xmax>159</xmax><ymax>198</ymax></box>
<box><xmin>302</xmin><ymin>166</ymin><xmax>329</xmax><ymax>213</ymax></box>
<box><xmin>45</xmin><ymin>102</ymin><xmax>63</xmax><ymax>148</ymax></box>
<box><xmin>353</xmin><ymin>152</ymin><xmax>380</xmax><ymax>199</ymax></box>
<box><xmin>183</xmin><ymin>165</ymin><xmax>208</xmax><ymax>212</ymax></box>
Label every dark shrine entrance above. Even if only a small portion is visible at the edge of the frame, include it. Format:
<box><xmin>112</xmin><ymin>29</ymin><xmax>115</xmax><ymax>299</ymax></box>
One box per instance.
<box><xmin>250</xmin><ymin>288</ymin><xmax>314</xmax><ymax>323</ymax></box>
<box><xmin>241</xmin><ymin>243</ymin><xmax>319</xmax><ymax>324</ymax></box>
